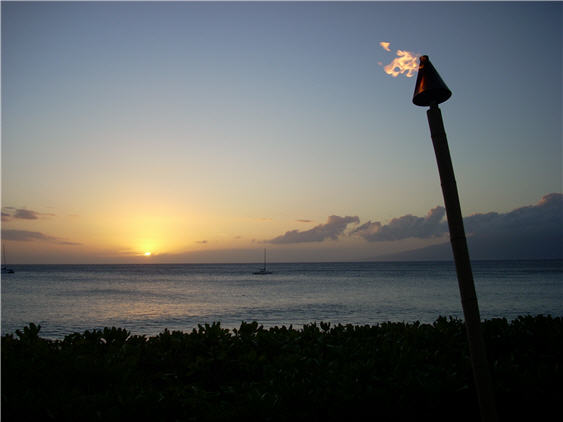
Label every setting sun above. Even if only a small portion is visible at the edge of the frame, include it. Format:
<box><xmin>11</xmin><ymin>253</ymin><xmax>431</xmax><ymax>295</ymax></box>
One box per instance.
<box><xmin>144</xmin><ymin>252</ymin><xmax>152</xmax><ymax>256</ymax></box>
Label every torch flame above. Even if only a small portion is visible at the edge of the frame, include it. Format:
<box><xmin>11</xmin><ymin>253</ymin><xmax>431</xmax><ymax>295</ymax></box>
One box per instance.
<box><xmin>379</xmin><ymin>41</ymin><xmax>391</xmax><ymax>52</ymax></box>
<box><xmin>379</xmin><ymin>42</ymin><xmax>420</xmax><ymax>78</ymax></box>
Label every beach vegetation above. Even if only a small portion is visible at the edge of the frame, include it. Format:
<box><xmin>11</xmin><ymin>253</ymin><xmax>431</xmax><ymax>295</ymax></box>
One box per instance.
<box><xmin>2</xmin><ymin>315</ymin><xmax>562</xmax><ymax>421</ymax></box>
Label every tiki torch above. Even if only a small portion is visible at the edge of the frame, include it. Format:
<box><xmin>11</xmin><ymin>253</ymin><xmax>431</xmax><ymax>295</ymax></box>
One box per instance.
<box><xmin>412</xmin><ymin>56</ymin><xmax>498</xmax><ymax>422</ymax></box>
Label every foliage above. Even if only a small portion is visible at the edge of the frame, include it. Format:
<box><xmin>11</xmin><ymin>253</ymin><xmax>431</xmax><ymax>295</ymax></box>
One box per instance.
<box><xmin>2</xmin><ymin>316</ymin><xmax>562</xmax><ymax>421</ymax></box>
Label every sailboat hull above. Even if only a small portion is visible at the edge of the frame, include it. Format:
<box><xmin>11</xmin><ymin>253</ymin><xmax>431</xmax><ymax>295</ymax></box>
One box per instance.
<box><xmin>2</xmin><ymin>246</ymin><xmax>14</xmax><ymax>274</ymax></box>
<box><xmin>253</xmin><ymin>249</ymin><xmax>272</xmax><ymax>274</ymax></box>
<box><xmin>253</xmin><ymin>269</ymin><xmax>272</xmax><ymax>275</ymax></box>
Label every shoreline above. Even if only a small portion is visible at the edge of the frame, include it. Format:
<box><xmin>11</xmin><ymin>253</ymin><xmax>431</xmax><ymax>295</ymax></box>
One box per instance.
<box><xmin>2</xmin><ymin>312</ymin><xmax>561</xmax><ymax>341</ymax></box>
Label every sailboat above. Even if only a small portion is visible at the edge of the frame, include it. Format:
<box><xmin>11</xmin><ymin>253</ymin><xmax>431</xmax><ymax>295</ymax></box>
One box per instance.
<box><xmin>2</xmin><ymin>245</ymin><xmax>15</xmax><ymax>274</ymax></box>
<box><xmin>253</xmin><ymin>248</ymin><xmax>272</xmax><ymax>275</ymax></box>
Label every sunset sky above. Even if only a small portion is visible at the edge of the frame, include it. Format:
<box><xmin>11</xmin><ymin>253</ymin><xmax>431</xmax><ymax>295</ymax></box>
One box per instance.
<box><xmin>2</xmin><ymin>1</ymin><xmax>561</xmax><ymax>264</ymax></box>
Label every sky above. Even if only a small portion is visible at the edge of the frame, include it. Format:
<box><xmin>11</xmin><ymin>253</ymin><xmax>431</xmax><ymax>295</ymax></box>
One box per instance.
<box><xmin>1</xmin><ymin>1</ymin><xmax>562</xmax><ymax>264</ymax></box>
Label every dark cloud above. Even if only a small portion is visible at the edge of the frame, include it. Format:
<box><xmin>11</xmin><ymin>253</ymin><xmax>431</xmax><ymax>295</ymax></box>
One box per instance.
<box><xmin>2</xmin><ymin>207</ymin><xmax>55</xmax><ymax>220</ymax></box>
<box><xmin>353</xmin><ymin>206</ymin><xmax>447</xmax><ymax>241</ymax></box>
<box><xmin>268</xmin><ymin>215</ymin><xmax>360</xmax><ymax>244</ymax></box>
<box><xmin>14</xmin><ymin>209</ymin><xmax>40</xmax><ymax>219</ymax></box>
<box><xmin>196</xmin><ymin>240</ymin><xmax>208</xmax><ymax>244</ymax></box>
<box><xmin>464</xmin><ymin>193</ymin><xmax>562</xmax><ymax>237</ymax></box>
<box><xmin>378</xmin><ymin>194</ymin><xmax>563</xmax><ymax>261</ymax></box>
<box><xmin>353</xmin><ymin>193</ymin><xmax>562</xmax><ymax>244</ymax></box>
<box><xmin>1</xmin><ymin>229</ymin><xmax>81</xmax><ymax>246</ymax></box>
<box><xmin>56</xmin><ymin>240</ymin><xmax>83</xmax><ymax>246</ymax></box>
<box><xmin>296</xmin><ymin>219</ymin><xmax>313</xmax><ymax>223</ymax></box>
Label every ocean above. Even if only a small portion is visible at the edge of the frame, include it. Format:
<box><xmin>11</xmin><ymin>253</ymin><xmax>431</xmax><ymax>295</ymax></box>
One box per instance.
<box><xmin>1</xmin><ymin>260</ymin><xmax>562</xmax><ymax>339</ymax></box>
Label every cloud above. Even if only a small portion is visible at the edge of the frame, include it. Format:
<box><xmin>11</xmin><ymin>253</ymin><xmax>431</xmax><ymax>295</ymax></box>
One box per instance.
<box><xmin>196</xmin><ymin>240</ymin><xmax>208</xmax><ymax>244</ymax></box>
<box><xmin>378</xmin><ymin>193</ymin><xmax>563</xmax><ymax>261</ymax></box>
<box><xmin>464</xmin><ymin>193</ymin><xmax>562</xmax><ymax>237</ymax></box>
<box><xmin>380</xmin><ymin>41</ymin><xmax>391</xmax><ymax>52</ymax></box>
<box><xmin>353</xmin><ymin>193</ymin><xmax>562</xmax><ymax>244</ymax></box>
<box><xmin>2</xmin><ymin>207</ymin><xmax>55</xmax><ymax>220</ymax></box>
<box><xmin>268</xmin><ymin>215</ymin><xmax>360</xmax><ymax>244</ymax></box>
<box><xmin>14</xmin><ymin>209</ymin><xmax>41</xmax><ymax>219</ymax></box>
<box><xmin>1</xmin><ymin>229</ymin><xmax>82</xmax><ymax>246</ymax></box>
<box><xmin>296</xmin><ymin>219</ymin><xmax>313</xmax><ymax>223</ymax></box>
<box><xmin>353</xmin><ymin>206</ymin><xmax>447</xmax><ymax>241</ymax></box>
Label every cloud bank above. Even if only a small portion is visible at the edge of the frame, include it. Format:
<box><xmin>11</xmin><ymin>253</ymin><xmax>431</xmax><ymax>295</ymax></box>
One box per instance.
<box><xmin>2</xmin><ymin>207</ymin><xmax>55</xmax><ymax>221</ymax></box>
<box><xmin>265</xmin><ymin>193</ymin><xmax>561</xmax><ymax>260</ymax></box>
<box><xmin>2</xmin><ymin>229</ymin><xmax>82</xmax><ymax>246</ymax></box>
<box><xmin>352</xmin><ymin>193</ymin><xmax>562</xmax><ymax>243</ymax></box>
<box><xmin>378</xmin><ymin>194</ymin><xmax>562</xmax><ymax>261</ymax></box>
<box><xmin>268</xmin><ymin>215</ymin><xmax>360</xmax><ymax>244</ymax></box>
<box><xmin>464</xmin><ymin>193</ymin><xmax>562</xmax><ymax>237</ymax></box>
<box><xmin>352</xmin><ymin>206</ymin><xmax>447</xmax><ymax>241</ymax></box>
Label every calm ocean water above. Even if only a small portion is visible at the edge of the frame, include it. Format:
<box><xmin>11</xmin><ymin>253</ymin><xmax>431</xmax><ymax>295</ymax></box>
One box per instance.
<box><xmin>2</xmin><ymin>260</ymin><xmax>562</xmax><ymax>339</ymax></box>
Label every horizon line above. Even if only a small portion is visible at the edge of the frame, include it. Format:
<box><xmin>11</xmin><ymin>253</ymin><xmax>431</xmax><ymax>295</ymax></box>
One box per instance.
<box><xmin>6</xmin><ymin>258</ymin><xmax>562</xmax><ymax>266</ymax></box>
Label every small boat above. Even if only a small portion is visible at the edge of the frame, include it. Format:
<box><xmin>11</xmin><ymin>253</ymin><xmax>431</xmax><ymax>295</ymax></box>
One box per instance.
<box><xmin>2</xmin><ymin>246</ymin><xmax>15</xmax><ymax>274</ymax></box>
<box><xmin>1</xmin><ymin>266</ymin><xmax>14</xmax><ymax>274</ymax></box>
<box><xmin>253</xmin><ymin>248</ymin><xmax>272</xmax><ymax>275</ymax></box>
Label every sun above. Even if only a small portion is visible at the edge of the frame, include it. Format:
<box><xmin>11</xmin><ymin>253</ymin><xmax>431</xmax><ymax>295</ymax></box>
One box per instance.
<box><xmin>144</xmin><ymin>251</ymin><xmax>152</xmax><ymax>256</ymax></box>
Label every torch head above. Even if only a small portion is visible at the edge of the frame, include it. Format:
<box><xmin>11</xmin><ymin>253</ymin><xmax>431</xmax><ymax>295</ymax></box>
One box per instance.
<box><xmin>412</xmin><ymin>55</ymin><xmax>452</xmax><ymax>107</ymax></box>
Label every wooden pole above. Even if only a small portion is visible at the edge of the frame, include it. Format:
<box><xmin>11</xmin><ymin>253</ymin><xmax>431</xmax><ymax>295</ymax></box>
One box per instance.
<box><xmin>426</xmin><ymin>103</ymin><xmax>498</xmax><ymax>422</ymax></box>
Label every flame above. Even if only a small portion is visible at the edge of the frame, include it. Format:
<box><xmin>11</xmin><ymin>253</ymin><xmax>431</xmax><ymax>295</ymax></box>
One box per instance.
<box><xmin>379</xmin><ymin>42</ymin><xmax>420</xmax><ymax>78</ymax></box>
<box><xmin>379</xmin><ymin>41</ymin><xmax>391</xmax><ymax>52</ymax></box>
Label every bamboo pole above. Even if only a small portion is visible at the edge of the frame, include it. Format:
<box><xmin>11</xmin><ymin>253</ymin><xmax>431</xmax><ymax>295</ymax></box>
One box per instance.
<box><xmin>426</xmin><ymin>103</ymin><xmax>498</xmax><ymax>422</ymax></box>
